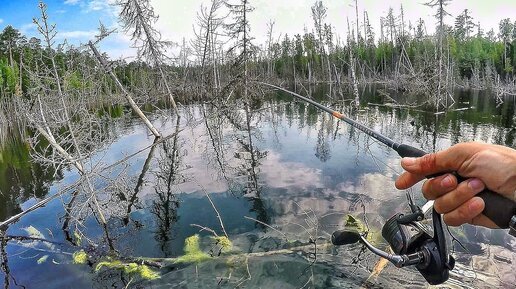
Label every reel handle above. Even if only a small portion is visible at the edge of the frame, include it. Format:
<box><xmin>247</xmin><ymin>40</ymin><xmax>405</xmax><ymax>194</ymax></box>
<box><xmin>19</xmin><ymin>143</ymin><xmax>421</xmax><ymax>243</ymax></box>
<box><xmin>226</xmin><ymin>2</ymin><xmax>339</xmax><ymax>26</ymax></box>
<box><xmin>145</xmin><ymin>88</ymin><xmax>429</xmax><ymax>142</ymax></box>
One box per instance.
<box><xmin>395</xmin><ymin>144</ymin><xmax>516</xmax><ymax>229</ymax></box>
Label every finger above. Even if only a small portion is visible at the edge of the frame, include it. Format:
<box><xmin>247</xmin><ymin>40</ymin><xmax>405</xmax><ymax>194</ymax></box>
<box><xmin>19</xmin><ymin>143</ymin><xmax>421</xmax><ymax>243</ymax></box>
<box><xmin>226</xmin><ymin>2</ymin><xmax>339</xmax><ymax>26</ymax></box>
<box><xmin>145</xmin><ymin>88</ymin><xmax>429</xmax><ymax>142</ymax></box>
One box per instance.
<box><xmin>470</xmin><ymin>213</ymin><xmax>499</xmax><ymax>229</ymax></box>
<box><xmin>432</xmin><ymin>178</ymin><xmax>484</xmax><ymax>213</ymax></box>
<box><xmin>421</xmin><ymin>174</ymin><xmax>458</xmax><ymax>200</ymax></box>
<box><xmin>395</xmin><ymin>171</ymin><xmax>426</xmax><ymax>190</ymax></box>
<box><xmin>400</xmin><ymin>143</ymin><xmax>484</xmax><ymax>176</ymax></box>
<box><xmin>443</xmin><ymin>197</ymin><xmax>485</xmax><ymax>226</ymax></box>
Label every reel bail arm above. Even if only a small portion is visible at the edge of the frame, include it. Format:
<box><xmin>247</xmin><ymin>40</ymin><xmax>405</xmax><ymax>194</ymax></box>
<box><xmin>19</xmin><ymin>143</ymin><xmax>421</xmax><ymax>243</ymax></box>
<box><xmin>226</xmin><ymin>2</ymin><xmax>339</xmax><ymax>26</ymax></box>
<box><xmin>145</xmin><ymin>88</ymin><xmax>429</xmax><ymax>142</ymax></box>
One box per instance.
<box><xmin>331</xmin><ymin>208</ymin><xmax>454</xmax><ymax>285</ymax></box>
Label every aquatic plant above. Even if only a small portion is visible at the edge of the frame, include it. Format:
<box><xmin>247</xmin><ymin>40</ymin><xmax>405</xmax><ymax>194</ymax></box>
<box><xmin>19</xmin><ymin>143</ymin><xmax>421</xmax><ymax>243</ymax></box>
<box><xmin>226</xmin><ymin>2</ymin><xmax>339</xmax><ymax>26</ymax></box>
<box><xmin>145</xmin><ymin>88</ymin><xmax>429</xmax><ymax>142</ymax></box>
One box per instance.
<box><xmin>95</xmin><ymin>260</ymin><xmax>159</xmax><ymax>280</ymax></box>
<box><xmin>73</xmin><ymin>230</ymin><xmax>82</xmax><ymax>246</ymax></box>
<box><xmin>344</xmin><ymin>214</ymin><xmax>383</xmax><ymax>245</ymax></box>
<box><xmin>212</xmin><ymin>236</ymin><xmax>232</xmax><ymax>252</ymax></box>
<box><xmin>174</xmin><ymin>235</ymin><xmax>212</xmax><ymax>264</ymax></box>
<box><xmin>37</xmin><ymin>255</ymin><xmax>49</xmax><ymax>264</ymax></box>
<box><xmin>72</xmin><ymin>250</ymin><xmax>88</xmax><ymax>264</ymax></box>
<box><xmin>23</xmin><ymin>225</ymin><xmax>45</xmax><ymax>239</ymax></box>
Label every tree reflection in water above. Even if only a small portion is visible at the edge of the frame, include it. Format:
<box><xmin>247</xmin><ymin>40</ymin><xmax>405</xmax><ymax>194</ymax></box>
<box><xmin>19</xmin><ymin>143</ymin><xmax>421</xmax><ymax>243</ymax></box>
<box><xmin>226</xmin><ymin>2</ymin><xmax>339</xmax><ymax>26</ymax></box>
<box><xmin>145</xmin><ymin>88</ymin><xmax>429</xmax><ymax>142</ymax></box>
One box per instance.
<box><xmin>0</xmin><ymin>87</ymin><xmax>514</xmax><ymax>288</ymax></box>
<box><xmin>151</xmin><ymin>117</ymin><xmax>183</xmax><ymax>255</ymax></box>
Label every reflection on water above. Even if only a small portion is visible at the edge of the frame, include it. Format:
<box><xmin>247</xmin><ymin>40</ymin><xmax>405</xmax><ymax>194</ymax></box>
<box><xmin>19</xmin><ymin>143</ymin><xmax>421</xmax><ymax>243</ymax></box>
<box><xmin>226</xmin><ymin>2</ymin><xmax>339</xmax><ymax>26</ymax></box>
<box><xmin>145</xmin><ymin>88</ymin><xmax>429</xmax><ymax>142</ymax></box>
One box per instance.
<box><xmin>0</xmin><ymin>137</ymin><xmax>59</xmax><ymax>220</ymax></box>
<box><xmin>0</xmin><ymin>86</ymin><xmax>515</xmax><ymax>288</ymax></box>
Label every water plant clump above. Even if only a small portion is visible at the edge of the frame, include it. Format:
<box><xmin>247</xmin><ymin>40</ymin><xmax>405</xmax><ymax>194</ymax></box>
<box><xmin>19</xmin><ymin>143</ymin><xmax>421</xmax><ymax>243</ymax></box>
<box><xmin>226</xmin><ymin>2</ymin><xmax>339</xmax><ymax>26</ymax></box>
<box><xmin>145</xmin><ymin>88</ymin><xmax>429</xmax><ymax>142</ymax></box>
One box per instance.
<box><xmin>174</xmin><ymin>234</ymin><xmax>212</xmax><ymax>264</ymax></box>
<box><xmin>72</xmin><ymin>250</ymin><xmax>88</xmax><ymax>264</ymax></box>
<box><xmin>212</xmin><ymin>236</ymin><xmax>233</xmax><ymax>252</ymax></box>
<box><xmin>95</xmin><ymin>260</ymin><xmax>160</xmax><ymax>280</ymax></box>
<box><xmin>344</xmin><ymin>214</ymin><xmax>383</xmax><ymax>245</ymax></box>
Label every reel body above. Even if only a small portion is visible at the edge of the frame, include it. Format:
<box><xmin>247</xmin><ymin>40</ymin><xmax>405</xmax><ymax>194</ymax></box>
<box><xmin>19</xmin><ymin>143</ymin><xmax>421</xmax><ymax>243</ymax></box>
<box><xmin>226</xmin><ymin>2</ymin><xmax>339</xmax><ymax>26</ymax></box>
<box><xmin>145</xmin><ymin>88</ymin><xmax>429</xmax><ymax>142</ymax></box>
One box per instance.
<box><xmin>381</xmin><ymin>210</ymin><xmax>455</xmax><ymax>285</ymax></box>
<box><xmin>332</xmin><ymin>208</ymin><xmax>455</xmax><ymax>285</ymax></box>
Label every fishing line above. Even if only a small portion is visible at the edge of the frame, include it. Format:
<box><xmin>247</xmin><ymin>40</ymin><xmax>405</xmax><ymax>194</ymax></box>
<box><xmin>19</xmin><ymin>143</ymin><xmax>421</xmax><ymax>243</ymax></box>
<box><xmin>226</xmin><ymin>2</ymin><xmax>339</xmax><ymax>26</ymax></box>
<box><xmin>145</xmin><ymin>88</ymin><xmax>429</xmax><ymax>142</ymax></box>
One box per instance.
<box><xmin>257</xmin><ymin>81</ymin><xmax>516</xmax><ymax>230</ymax></box>
<box><xmin>257</xmin><ymin>81</ymin><xmax>516</xmax><ymax>285</ymax></box>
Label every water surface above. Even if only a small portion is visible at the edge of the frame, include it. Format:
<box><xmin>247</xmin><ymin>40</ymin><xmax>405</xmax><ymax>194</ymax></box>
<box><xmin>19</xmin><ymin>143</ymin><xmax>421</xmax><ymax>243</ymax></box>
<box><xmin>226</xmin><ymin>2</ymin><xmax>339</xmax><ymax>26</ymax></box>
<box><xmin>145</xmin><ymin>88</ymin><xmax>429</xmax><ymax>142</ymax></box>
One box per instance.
<box><xmin>0</xmin><ymin>86</ymin><xmax>514</xmax><ymax>288</ymax></box>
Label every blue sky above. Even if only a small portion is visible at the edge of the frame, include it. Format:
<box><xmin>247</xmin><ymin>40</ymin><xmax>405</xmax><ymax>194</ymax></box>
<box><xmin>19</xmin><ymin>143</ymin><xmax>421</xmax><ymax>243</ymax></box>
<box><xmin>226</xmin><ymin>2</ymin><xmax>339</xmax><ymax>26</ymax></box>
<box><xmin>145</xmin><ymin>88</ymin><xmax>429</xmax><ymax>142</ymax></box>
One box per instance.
<box><xmin>0</xmin><ymin>0</ymin><xmax>134</xmax><ymax>58</ymax></box>
<box><xmin>1</xmin><ymin>0</ymin><xmax>516</xmax><ymax>60</ymax></box>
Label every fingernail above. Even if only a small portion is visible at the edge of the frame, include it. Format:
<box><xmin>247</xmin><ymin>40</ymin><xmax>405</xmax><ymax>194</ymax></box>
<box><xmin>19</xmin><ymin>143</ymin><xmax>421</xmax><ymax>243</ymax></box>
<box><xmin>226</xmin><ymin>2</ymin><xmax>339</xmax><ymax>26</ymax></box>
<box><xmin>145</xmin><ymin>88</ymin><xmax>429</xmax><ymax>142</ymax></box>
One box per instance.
<box><xmin>469</xmin><ymin>199</ymin><xmax>483</xmax><ymax>212</ymax></box>
<box><xmin>468</xmin><ymin>178</ymin><xmax>484</xmax><ymax>191</ymax></box>
<box><xmin>402</xmin><ymin>157</ymin><xmax>417</xmax><ymax>166</ymax></box>
<box><xmin>440</xmin><ymin>175</ymin><xmax>453</xmax><ymax>188</ymax></box>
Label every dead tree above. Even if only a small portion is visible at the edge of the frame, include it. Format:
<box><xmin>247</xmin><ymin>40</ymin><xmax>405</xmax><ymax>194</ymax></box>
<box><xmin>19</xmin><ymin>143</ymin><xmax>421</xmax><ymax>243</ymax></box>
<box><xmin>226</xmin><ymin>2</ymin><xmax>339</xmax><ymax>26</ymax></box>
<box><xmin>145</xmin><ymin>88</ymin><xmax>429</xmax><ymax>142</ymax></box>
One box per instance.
<box><xmin>225</xmin><ymin>0</ymin><xmax>255</xmax><ymax>96</ymax></box>
<box><xmin>265</xmin><ymin>20</ymin><xmax>276</xmax><ymax>78</ymax></box>
<box><xmin>116</xmin><ymin>0</ymin><xmax>179</xmax><ymax>114</ymax></box>
<box><xmin>311</xmin><ymin>1</ymin><xmax>332</xmax><ymax>83</ymax></box>
<box><xmin>88</xmin><ymin>39</ymin><xmax>161</xmax><ymax>138</ymax></box>
<box><xmin>346</xmin><ymin>18</ymin><xmax>360</xmax><ymax>106</ymax></box>
<box><xmin>19</xmin><ymin>2</ymin><xmax>114</xmax><ymax>249</ymax></box>
<box><xmin>192</xmin><ymin>0</ymin><xmax>225</xmax><ymax>93</ymax></box>
<box><xmin>425</xmin><ymin>0</ymin><xmax>452</xmax><ymax>109</ymax></box>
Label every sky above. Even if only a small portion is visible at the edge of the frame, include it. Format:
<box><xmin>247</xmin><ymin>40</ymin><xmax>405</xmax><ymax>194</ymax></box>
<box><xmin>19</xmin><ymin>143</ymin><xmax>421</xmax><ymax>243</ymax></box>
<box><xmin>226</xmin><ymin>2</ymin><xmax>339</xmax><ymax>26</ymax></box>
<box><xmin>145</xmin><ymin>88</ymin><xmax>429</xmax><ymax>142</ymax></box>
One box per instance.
<box><xmin>1</xmin><ymin>0</ymin><xmax>516</xmax><ymax>61</ymax></box>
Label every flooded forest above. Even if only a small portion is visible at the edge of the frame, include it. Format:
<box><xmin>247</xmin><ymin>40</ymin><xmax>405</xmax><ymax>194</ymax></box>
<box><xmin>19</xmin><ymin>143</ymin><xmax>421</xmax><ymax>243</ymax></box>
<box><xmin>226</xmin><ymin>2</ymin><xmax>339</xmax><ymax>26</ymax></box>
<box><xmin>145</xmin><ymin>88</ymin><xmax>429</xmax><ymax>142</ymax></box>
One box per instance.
<box><xmin>0</xmin><ymin>0</ymin><xmax>515</xmax><ymax>288</ymax></box>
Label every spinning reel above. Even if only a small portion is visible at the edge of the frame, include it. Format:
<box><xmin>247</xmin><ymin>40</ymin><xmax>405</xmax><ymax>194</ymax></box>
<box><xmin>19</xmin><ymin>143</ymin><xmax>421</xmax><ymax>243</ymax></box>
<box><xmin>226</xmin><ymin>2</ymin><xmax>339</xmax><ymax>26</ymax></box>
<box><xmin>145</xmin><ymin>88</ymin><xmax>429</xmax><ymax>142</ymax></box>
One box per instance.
<box><xmin>332</xmin><ymin>199</ymin><xmax>455</xmax><ymax>285</ymax></box>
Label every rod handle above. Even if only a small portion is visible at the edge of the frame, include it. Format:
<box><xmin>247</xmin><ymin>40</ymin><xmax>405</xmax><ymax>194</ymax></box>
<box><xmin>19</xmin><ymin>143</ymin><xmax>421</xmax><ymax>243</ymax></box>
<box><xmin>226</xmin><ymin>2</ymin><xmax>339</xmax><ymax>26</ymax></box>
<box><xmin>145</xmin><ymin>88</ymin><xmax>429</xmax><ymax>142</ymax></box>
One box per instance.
<box><xmin>455</xmin><ymin>175</ymin><xmax>516</xmax><ymax>229</ymax></box>
<box><xmin>396</xmin><ymin>144</ymin><xmax>428</xmax><ymax>158</ymax></box>
<box><xmin>396</xmin><ymin>144</ymin><xmax>516</xmax><ymax>229</ymax></box>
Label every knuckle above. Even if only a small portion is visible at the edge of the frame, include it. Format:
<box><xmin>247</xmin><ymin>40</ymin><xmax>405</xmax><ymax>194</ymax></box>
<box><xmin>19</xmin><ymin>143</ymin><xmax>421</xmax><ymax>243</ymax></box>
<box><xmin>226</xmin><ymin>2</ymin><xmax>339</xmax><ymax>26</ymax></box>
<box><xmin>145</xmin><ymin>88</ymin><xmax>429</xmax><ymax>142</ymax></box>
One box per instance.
<box><xmin>419</xmin><ymin>153</ymin><xmax>437</xmax><ymax>172</ymax></box>
<box><xmin>433</xmin><ymin>199</ymin><xmax>445</xmax><ymax>214</ymax></box>
<box><xmin>421</xmin><ymin>180</ymin><xmax>433</xmax><ymax>198</ymax></box>
<box><xmin>443</xmin><ymin>213</ymin><xmax>461</xmax><ymax>227</ymax></box>
<box><xmin>456</xmin><ymin>206</ymin><xmax>471</xmax><ymax>225</ymax></box>
<box><xmin>457</xmin><ymin>207</ymin><xmax>469</xmax><ymax>223</ymax></box>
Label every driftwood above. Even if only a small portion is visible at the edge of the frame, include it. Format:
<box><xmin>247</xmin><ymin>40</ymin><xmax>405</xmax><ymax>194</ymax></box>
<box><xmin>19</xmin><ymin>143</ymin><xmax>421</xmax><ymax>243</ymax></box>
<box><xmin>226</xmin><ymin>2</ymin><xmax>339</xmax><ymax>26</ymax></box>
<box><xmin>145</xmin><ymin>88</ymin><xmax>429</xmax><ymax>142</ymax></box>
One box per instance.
<box><xmin>132</xmin><ymin>241</ymin><xmax>332</xmax><ymax>267</ymax></box>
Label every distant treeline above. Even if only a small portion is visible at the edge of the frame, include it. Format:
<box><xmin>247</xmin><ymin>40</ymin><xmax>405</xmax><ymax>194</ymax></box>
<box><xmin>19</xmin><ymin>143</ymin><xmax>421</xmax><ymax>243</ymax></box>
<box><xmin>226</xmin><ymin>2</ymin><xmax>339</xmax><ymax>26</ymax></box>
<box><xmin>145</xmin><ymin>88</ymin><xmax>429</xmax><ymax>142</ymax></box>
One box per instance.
<box><xmin>1</xmin><ymin>1</ymin><xmax>516</xmax><ymax>102</ymax></box>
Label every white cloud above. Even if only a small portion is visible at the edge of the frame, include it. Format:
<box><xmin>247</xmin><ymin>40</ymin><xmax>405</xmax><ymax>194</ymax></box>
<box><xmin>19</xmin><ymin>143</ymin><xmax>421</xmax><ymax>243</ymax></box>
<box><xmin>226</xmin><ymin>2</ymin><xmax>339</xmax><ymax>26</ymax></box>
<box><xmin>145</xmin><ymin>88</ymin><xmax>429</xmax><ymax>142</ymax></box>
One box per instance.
<box><xmin>64</xmin><ymin>0</ymin><xmax>80</xmax><ymax>5</ymax></box>
<box><xmin>99</xmin><ymin>32</ymin><xmax>138</xmax><ymax>59</ymax></box>
<box><xmin>261</xmin><ymin>151</ymin><xmax>323</xmax><ymax>190</ymax></box>
<box><xmin>0</xmin><ymin>19</ymin><xmax>4</xmax><ymax>25</ymax></box>
<box><xmin>88</xmin><ymin>0</ymin><xmax>110</xmax><ymax>11</ymax></box>
<box><xmin>20</xmin><ymin>23</ymin><xmax>36</xmax><ymax>34</ymax></box>
<box><xmin>57</xmin><ymin>30</ymin><xmax>97</xmax><ymax>39</ymax></box>
<box><xmin>149</xmin><ymin>0</ymin><xmax>516</xmax><ymax>49</ymax></box>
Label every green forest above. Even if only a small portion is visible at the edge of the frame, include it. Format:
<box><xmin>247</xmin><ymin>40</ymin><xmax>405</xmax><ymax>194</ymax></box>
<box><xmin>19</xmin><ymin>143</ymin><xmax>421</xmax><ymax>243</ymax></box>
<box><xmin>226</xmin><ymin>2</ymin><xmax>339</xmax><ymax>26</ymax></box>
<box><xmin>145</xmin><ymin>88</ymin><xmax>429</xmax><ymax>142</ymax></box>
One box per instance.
<box><xmin>1</xmin><ymin>0</ymin><xmax>516</xmax><ymax>105</ymax></box>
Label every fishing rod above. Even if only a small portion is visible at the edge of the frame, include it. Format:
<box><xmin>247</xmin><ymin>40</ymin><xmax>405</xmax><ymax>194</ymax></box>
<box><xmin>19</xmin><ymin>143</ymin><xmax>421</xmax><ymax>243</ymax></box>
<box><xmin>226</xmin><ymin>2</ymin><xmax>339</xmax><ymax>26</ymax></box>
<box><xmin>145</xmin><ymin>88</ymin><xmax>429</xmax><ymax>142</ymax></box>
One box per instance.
<box><xmin>258</xmin><ymin>82</ymin><xmax>515</xmax><ymax>229</ymax></box>
<box><xmin>258</xmin><ymin>82</ymin><xmax>516</xmax><ymax>284</ymax></box>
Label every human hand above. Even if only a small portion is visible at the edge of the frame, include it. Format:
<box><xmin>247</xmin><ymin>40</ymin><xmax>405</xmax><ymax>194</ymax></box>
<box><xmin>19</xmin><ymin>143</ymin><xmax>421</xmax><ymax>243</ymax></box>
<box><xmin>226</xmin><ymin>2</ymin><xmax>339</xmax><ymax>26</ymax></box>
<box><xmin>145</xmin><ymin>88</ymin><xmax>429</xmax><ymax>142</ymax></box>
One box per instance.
<box><xmin>395</xmin><ymin>142</ymin><xmax>516</xmax><ymax>228</ymax></box>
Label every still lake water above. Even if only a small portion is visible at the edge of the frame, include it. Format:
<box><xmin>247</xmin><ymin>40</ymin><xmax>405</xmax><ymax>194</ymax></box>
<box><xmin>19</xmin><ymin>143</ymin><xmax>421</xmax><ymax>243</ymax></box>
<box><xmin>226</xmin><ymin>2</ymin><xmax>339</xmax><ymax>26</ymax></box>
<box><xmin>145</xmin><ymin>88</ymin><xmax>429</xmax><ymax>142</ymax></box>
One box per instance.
<box><xmin>0</xmin><ymin>86</ymin><xmax>515</xmax><ymax>288</ymax></box>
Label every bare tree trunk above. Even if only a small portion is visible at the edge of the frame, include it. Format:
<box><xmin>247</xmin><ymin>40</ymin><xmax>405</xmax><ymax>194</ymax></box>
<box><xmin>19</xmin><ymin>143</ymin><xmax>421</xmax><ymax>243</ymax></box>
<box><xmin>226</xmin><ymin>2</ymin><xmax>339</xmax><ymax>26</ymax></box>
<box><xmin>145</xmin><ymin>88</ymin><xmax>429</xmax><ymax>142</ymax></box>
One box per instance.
<box><xmin>347</xmin><ymin>18</ymin><xmax>360</xmax><ymax>106</ymax></box>
<box><xmin>18</xmin><ymin>52</ymin><xmax>23</xmax><ymax>94</ymax></box>
<box><xmin>266</xmin><ymin>21</ymin><xmax>275</xmax><ymax>78</ymax></box>
<box><xmin>308</xmin><ymin>61</ymin><xmax>312</xmax><ymax>83</ymax></box>
<box><xmin>88</xmin><ymin>41</ymin><xmax>161</xmax><ymax>138</ymax></box>
<box><xmin>349</xmin><ymin>48</ymin><xmax>360</xmax><ymax>106</ymax></box>
<box><xmin>355</xmin><ymin>0</ymin><xmax>360</xmax><ymax>45</ymax></box>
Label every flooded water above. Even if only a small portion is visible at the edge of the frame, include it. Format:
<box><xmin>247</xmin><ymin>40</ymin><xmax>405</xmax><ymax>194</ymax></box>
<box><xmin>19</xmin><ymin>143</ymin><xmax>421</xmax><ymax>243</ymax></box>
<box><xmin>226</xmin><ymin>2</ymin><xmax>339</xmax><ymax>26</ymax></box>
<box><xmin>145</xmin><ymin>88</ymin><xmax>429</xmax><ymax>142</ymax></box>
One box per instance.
<box><xmin>0</xmin><ymin>86</ymin><xmax>515</xmax><ymax>288</ymax></box>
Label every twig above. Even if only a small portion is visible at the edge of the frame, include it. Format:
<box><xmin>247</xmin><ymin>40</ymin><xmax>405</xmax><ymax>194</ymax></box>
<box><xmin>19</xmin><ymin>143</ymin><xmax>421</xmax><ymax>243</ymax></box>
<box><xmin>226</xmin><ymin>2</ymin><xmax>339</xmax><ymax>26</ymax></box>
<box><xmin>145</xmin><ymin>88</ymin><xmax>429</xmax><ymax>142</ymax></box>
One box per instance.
<box><xmin>243</xmin><ymin>216</ymin><xmax>288</xmax><ymax>241</ymax></box>
<box><xmin>196</xmin><ymin>182</ymin><xmax>228</xmax><ymax>238</ymax></box>
<box><xmin>234</xmin><ymin>257</ymin><xmax>251</xmax><ymax>288</ymax></box>
<box><xmin>190</xmin><ymin>224</ymin><xmax>218</xmax><ymax>237</ymax></box>
<box><xmin>102</xmin><ymin>130</ymin><xmax>184</xmax><ymax>172</ymax></box>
